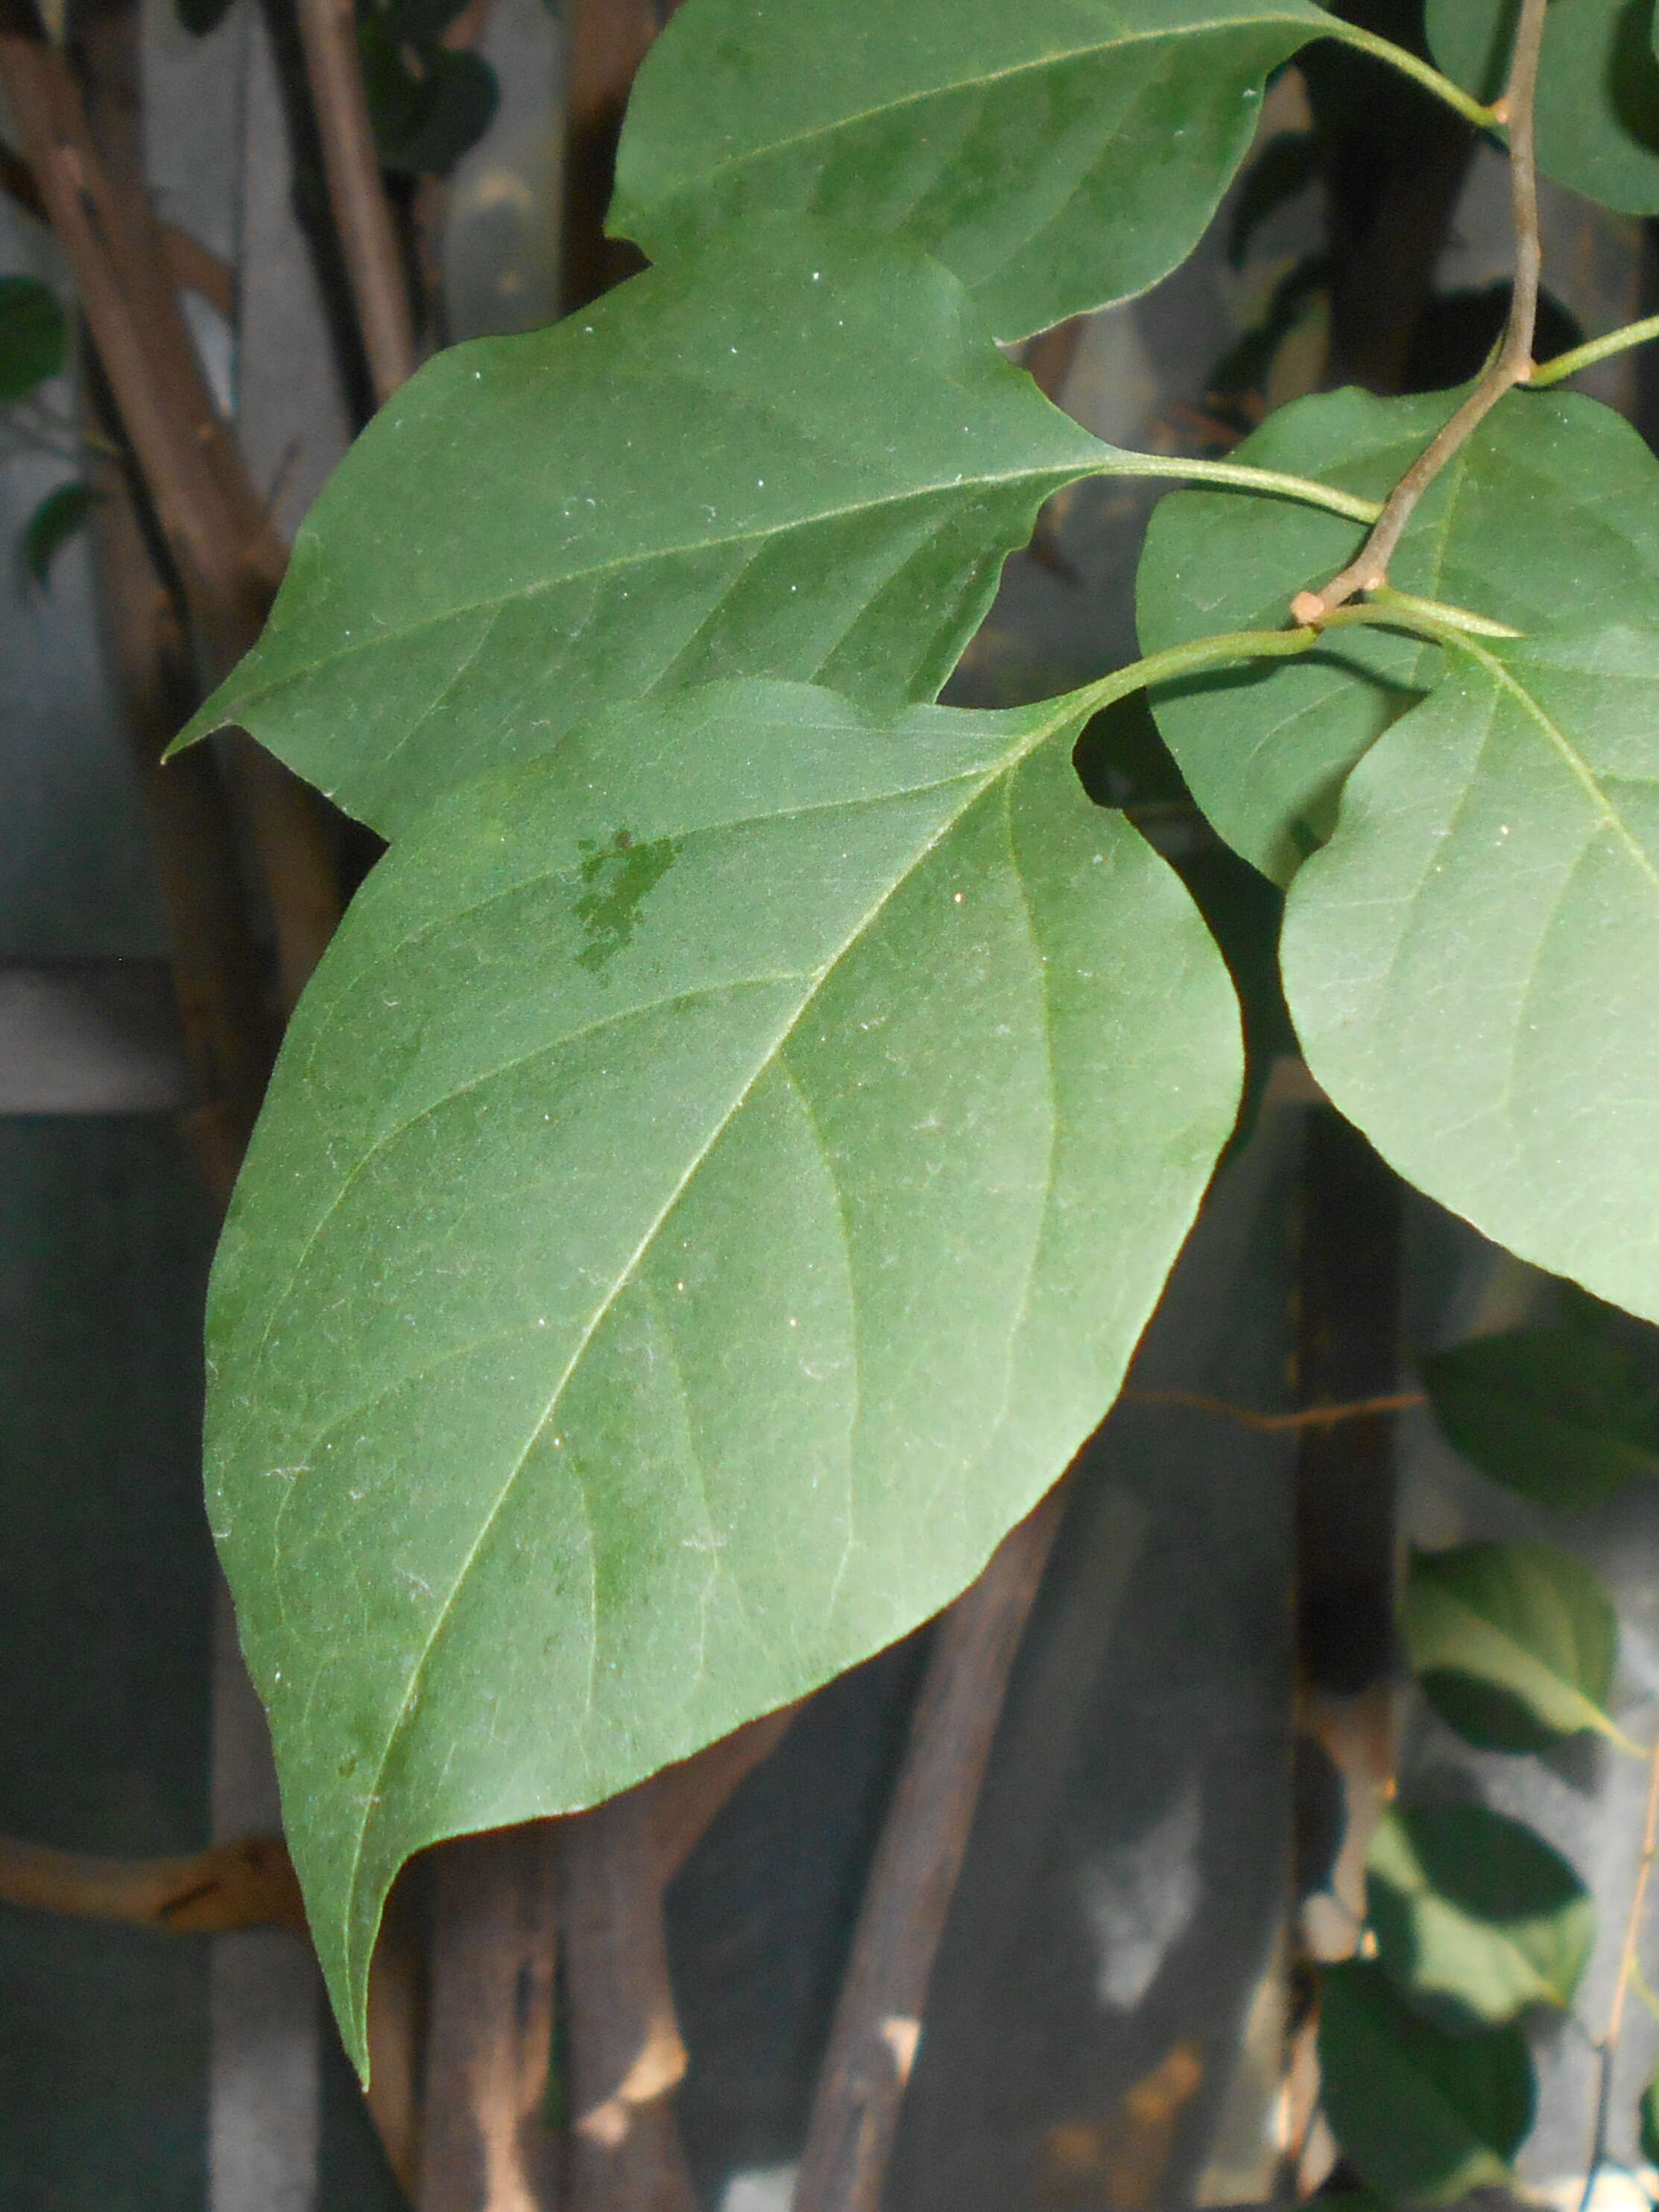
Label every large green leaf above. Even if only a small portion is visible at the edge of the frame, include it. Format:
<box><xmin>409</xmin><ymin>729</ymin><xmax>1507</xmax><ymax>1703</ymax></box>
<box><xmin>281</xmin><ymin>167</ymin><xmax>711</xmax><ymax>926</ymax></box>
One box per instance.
<box><xmin>1400</xmin><ymin>1541</ymin><xmax>1625</xmax><ymax>1754</ymax></box>
<box><xmin>1426</xmin><ymin>0</ymin><xmax>1659</xmax><ymax>217</ymax></box>
<box><xmin>610</xmin><ymin>0</ymin><xmax>1334</xmax><ymax>342</ymax></box>
<box><xmin>173</xmin><ymin>220</ymin><xmax>1106</xmax><ymax>835</ymax></box>
<box><xmin>1422</xmin><ymin>1326</ymin><xmax>1659</xmax><ymax>1512</ymax></box>
<box><xmin>208</xmin><ymin>677</ymin><xmax>1241</xmax><ymax>2064</ymax></box>
<box><xmin>1367</xmin><ymin>1803</ymin><xmax>1595</xmax><ymax>2029</ymax></box>
<box><xmin>1136</xmin><ymin>387</ymin><xmax>1659</xmax><ymax>885</ymax></box>
<box><xmin>1318</xmin><ymin>1960</ymin><xmax>1534</xmax><ymax>2204</ymax></box>
<box><xmin>1280</xmin><ymin>623</ymin><xmax>1659</xmax><ymax>1327</ymax></box>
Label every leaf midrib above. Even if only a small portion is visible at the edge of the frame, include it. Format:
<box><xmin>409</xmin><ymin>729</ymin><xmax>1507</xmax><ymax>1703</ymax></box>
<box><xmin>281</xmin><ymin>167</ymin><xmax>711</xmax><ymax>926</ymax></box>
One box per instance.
<box><xmin>1457</xmin><ymin>637</ymin><xmax>1659</xmax><ymax>898</ymax></box>
<box><xmin>336</xmin><ymin>707</ymin><xmax>1073</xmax><ymax>2008</ymax></box>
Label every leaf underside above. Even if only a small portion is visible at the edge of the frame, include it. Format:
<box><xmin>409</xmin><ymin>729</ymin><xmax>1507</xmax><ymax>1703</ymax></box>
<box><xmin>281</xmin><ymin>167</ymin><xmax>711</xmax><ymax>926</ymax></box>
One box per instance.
<box><xmin>174</xmin><ymin>220</ymin><xmax>1106</xmax><ymax>835</ymax></box>
<box><xmin>1136</xmin><ymin>388</ymin><xmax>1659</xmax><ymax>887</ymax></box>
<box><xmin>610</xmin><ymin>0</ymin><xmax>1328</xmax><ymax>340</ymax></box>
<box><xmin>208</xmin><ymin>678</ymin><xmax>1240</xmax><ymax>2061</ymax></box>
<box><xmin>1282</xmin><ymin>624</ymin><xmax>1659</xmax><ymax>1328</ymax></box>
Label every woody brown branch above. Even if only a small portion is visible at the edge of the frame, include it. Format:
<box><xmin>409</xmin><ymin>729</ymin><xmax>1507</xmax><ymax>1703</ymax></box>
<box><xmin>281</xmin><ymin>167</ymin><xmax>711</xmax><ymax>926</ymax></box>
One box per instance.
<box><xmin>1292</xmin><ymin>0</ymin><xmax>1549</xmax><ymax>623</ymax></box>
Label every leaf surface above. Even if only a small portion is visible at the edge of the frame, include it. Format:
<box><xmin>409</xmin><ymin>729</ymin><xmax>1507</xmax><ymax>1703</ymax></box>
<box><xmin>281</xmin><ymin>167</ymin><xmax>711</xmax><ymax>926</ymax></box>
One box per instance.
<box><xmin>1367</xmin><ymin>1803</ymin><xmax>1595</xmax><ymax>2029</ymax></box>
<box><xmin>208</xmin><ymin>677</ymin><xmax>1241</xmax><ymax>2063</ymax></box>
<box><xmin>1400</xmin><ymin>1542</ymin><xmax>1623</xmax><ymax>1754</ymax></box>
<box><xmin>20</xmin><ymin>481</ymin><xmax>94</xmax><ymax>590</ymax></box>
<box><xmin>1422</xmin><ymin>1327</ymin><xmax>1659</xmax><ymax>1511</ymax></box>
<box><xmin>1136</xmin><ymin>388</ymin><xmax>1659</xmax><ymax>885</ymax></box>
<box><xmin>610</xmin><ymin>0</ymin><xmax>1332</xmax><ymax>341</ymax></box>
<box><xmin>1318</xmin><ymin>1960</ymin><xmax>1533</xmax><ymax>2204</ymax></box>
<box><xmin>1281</xmin><ymin>624</ymin><xmax>1659</xmax><ymax>1326</ymax></box>
<box><xmin>1426</xmin><ymin>0</ymin><xmax>1659</xmax><ymax>216</ymax></box>
<box><xmin>0</xmin><ymin>275</ymin><xmax>66</xmax><ymax>402</ymax></box>
<box><xmin>174</xmin><ymin>221</ymin><xmax>1107</xmax><ymax>835</ymax></box>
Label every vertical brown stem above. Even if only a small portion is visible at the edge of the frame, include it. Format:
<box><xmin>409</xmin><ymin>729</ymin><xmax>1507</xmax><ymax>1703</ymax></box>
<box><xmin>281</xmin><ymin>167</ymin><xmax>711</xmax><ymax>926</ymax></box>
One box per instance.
<box><xmin>420</xmin><ymin>1825</ymin><xmax>563</xmax><ymax>2212</ymax></box>
<box><xmin>559</xmin><ymin>1791</ymin><xmax>698</xmax><ymax>2212</ymax></box>
<box><xmin>794</xmin><ymin>1489</ymin><xmax>1067</xmax><ymax>2212</ymax></box>
<box><xmin>294</xmin><ymin>0</ymin><xmax>418</xmax><ymax>405</ymax></box>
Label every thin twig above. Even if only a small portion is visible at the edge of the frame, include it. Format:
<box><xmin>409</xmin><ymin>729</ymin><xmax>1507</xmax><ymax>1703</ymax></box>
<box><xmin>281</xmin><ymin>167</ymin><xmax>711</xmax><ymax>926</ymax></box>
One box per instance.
<box><xmin>1292</xmin><ymin>0</ymin><xmax>1549</xmax><ymax>623</ymax></box>
<box><xmin>293</xmin><ymin>0</ymin><xmax>417</xmax><ymax>405</ymax></box>
<box><xmin>793</xmin><ymin>1488</ymin><xmax>1067</xmax><ymax>2212</ymax></box>
<box><xmin>0</xmin><ymin>1829</ymin><xmax>304</xmax><ymax>1932</ymax></box>
<box><xmin>1580</xmin><ymin>1729</ymin><xmax>1659</xmax><ymax>2212</ymax></box>
<box><xmin>1122</xmin><ymin>1388</ymin><xmax>1426</xmax><ymax>1435</ymax></box>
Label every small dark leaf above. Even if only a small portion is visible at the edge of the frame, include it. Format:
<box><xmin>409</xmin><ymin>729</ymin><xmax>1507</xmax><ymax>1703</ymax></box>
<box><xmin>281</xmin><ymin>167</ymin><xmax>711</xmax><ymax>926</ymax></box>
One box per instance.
<box><xmin>361</xmin><ymin>20</ymin><xmax>496</xmax><ymax>177</ymax></box>
<box><xmin>1641</xmin><ymin>2064</ymin><xmax>1659</xmax><ymax>2167</ymax></box>
<box><xmin>1401</xmin><ymin>1543</ymin><xmax>1625</xmax><ymax>1755</ymax></box>
<box><xmin>1318</xmin><ymin>1959</ymin><xmax>1534</xmax><ymax>2203</ymax></box>
<box><xmin>19</xmin><ymin>481</ymin><xmax>95</xmax><ymax>590</ymax></box>
<box><xmin>1421</xmin><ymin>1328</ymin><xmax>1659</xmax><ymax>1511</ymax></box>
<box><xmin>175</xmin><ymin>0</ymin><xmax>238</xmax><ymax>34</ymax></box>
<box><xmin>379</xmin><ymin>0</ymin><xmax>472</xmax><ymax>45</ymax></box>
<box><xmin>1368</xmin><ymin>1804</ymin><xmax>1595</xmax><ymax>2029</ymax></box>
<box><xmin>0</xmin><ymin>275</ymin><xmax>66</xmax><ymax>402</ymax></box>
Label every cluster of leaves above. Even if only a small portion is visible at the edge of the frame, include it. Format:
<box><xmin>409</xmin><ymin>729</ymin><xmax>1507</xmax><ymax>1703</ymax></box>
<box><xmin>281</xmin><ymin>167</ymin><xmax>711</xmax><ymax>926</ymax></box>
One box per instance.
<box><xmin>1318</xmin><ymin>1293</ymin><xmax>1659</xmax><ymax>2201</ymax></box>
<box><xmin>162</xmin><ymin>0</ymin><xmax>1659</xmax><ymax>2082</ymax></box>
<box><xmin>0</xmin><ymin>274</ymin><xmax>93</xmax><ymax>590</ymax></box>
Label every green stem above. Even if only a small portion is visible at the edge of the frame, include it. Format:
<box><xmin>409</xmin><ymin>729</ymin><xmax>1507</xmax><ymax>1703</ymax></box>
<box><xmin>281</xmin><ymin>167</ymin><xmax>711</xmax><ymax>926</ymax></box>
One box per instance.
<box><xmin>1366</xmin><ymin>584</ymin><xmax>1521</xmax><ymax>639</ymax></box>
<box><xmin>1053</xmin><ymin>599</ymin><xmax>1473</xmax><ymax>731</ymax></box>
<box><xmin>1323</xmin><ymin>23</ymin><xmax>1502</xmax><ymax>134</ymax></box>
<box><xmin>1097</xmin><ymin>452</ymin><xmax>1382</xmax><ymax>526</ymax></box>
<box><xmin>1529</xmin><ymin>314</ymin><xmax>1659</xmax><ymax>390</ymax></box>
<box><xmin>1035</xmin><ymin>595</ymin><xmax>1532</xmax><ymax>750</ymax></box>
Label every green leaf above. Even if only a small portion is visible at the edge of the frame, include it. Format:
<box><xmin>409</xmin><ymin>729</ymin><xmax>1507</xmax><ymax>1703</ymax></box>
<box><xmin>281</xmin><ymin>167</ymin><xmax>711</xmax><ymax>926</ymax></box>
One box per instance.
<box><xmin>1400</xmin><ymin>1541</ymin><xmax>1625</xmax><ymax>1754</ymax></box>
<box><xmin>360</xmin><ymin>20</ymin><xmax>498</xmax><ymax>177</ymax></box>
<box><xmin>1280</xmin><ymin>623</ymin><xmax>1659</xmax><ymax>1329</ymax></box>
<box><xmin>1641</xmin><ymin>2064</ymin><xmax>1659</xmax><ymax>2167</ymax></box>
<box><xmin>19</xmin><ymin>481</ymin><xmax>95</xmax><ymax>591</ymax></box>
<box><xmin>1426</xmin><ymin>0</ymin><xmax>1659</xmax><ymax>217</ymax></box>
<box><xmin>610</xmin><ymin>0</ymin><xmax>1333</xmax><ymax>342</ymax></box>
<box><xmin>379</xmin><ymin>0</ymin><xmax>473</xmax><ymax>46</ymax></box>
<box><xmin>1367</xmin><ymin>1803</ymin><xmax>1595</xmax><ymax>2029</ymax></box>
<box><xmin>207</xmin><ymin>676</ymin><xmax>1241</xmax><ymax>2066</ymax></box>
<box><xmin>1421</xmin><ymin>1328</ymin><xmax>1659</xmax><ymax>1512</ymax></box>
<box><xmin>175</xmin><ymin>0</ymin><xmax>238</xmax><ymax>34</ymax></box>
<box><xmin>173</xmin><ymin>219</ymin><xmax>1107</xmax><ymax>835</ymax></box>
<box><xmin>1136</xmin><ymin>386</ymin><xmax>1659</xmax><ymax>885</ymax></box>
<box><xmin>0</xmin><ymin>275</ymin><xmax>67</xmax><ymax>402</ymax></box>
<box><xmin>1318</xmin><ymin>1960</ymin><xmax>1534</xmax><ymax>2204</ymax></box>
